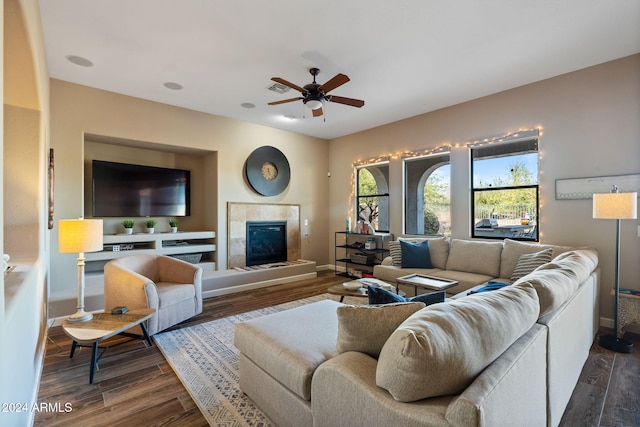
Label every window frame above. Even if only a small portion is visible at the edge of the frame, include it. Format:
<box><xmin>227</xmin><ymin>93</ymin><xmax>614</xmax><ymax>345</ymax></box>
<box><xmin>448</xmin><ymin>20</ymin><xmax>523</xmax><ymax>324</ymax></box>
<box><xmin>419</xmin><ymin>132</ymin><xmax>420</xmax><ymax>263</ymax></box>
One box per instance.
<box><xmin>355</xmin><ymin>162</ymin><xmax>390</xmax><ymax>233</ymax></box>
<box><xmin>470</xmin><ymin>137</ymin><xmax>540</xmax><ymax>241</ymax></box>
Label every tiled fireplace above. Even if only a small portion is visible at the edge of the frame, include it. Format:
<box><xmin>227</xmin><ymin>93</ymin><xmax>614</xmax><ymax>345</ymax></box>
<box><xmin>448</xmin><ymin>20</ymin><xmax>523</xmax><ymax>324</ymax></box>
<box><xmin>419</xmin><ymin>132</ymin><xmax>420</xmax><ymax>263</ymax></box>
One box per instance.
<box><xmin>227</xmin><ymin>202</ymin><xmax>300</xmax><ymax>268</ymax></box>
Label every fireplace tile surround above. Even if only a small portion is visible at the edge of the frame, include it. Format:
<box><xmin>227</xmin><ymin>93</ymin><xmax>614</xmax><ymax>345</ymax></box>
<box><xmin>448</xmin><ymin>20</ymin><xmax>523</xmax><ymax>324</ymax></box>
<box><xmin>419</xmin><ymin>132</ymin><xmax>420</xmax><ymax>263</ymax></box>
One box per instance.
<box><xmin>227</xmin><ymin>202</ymin><xmax>300</xmax><ymax>268</ymax></box>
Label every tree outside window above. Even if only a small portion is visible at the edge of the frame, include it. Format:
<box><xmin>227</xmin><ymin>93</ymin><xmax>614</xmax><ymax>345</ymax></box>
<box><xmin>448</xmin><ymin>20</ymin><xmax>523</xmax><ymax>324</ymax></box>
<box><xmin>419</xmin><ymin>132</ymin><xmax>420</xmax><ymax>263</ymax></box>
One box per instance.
<box><xmin>356</xmin><ymin>163</ymin><xmax>389</xmax><ymax>232</ymax></box>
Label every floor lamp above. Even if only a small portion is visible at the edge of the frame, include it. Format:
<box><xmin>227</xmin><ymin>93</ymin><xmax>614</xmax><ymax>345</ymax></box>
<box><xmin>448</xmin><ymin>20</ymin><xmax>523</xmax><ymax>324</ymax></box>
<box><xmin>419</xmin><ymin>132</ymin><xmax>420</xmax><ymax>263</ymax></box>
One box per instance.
<box><xmin>59</xmin><ymin>218</ymin><xmax>104</xmax><ymax>323</ymax></box>
<box><xmin>593</xmin><ymin>185</ymin><xmax>637</xmax><ymax>353</ymax></box>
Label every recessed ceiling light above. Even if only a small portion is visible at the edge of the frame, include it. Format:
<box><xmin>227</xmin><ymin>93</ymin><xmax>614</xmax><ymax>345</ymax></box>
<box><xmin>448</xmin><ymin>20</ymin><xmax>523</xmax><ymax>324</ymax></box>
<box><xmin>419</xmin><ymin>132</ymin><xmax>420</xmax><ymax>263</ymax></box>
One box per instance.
<box><xmin>241</xmin><ymin>102</ymin><xmax>256</xmax><ymax>109</ymax></box>
<box><xmin>66</xmin><ymin>55</ymin><xmax>93</xmax><ymax>67</ymax></box>
<box><xmin>163</xmin><ymin>82</ymin><xmax>183</xmax><ymax>90</ymax></box>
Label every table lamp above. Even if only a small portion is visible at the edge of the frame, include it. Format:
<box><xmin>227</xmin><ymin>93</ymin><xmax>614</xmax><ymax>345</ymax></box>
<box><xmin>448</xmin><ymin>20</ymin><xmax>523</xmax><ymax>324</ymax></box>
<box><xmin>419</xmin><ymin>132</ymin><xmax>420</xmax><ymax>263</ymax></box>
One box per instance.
<box><xmin>593</xmin><ymin>185</ymin><xmax>637</xmax><ymax>353</ymax></box>
<box><xmin>59</xmin><ymin>218</ymin><xmax>104</xmax><ymax>323</ymax></box>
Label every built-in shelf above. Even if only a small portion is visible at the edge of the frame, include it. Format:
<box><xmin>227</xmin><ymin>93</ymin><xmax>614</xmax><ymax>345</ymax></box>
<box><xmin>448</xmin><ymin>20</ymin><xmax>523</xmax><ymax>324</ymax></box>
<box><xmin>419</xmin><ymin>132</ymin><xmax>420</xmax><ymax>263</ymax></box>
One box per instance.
<box><xmin>85</xmin><ymin>231</ymin><xmax>216</xmax><ymax>275</ymax></box>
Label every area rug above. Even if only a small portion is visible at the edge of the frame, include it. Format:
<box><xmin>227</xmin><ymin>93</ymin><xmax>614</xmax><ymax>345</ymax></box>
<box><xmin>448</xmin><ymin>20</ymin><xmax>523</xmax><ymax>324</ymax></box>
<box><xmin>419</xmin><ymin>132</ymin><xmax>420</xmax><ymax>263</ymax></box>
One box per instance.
<box><xmin>153</xmin><ymin>294</ymin><xmax>362</xmax><ymax>426</ymax></box>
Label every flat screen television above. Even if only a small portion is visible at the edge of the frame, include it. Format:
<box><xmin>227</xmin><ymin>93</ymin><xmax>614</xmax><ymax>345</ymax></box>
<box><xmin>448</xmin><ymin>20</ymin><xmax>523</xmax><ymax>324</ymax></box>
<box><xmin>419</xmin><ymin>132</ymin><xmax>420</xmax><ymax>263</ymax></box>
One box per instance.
<box><xmin>92</xmin><ymin>160</ymin><xmax>190</xmax><ymax>217</ymax></box>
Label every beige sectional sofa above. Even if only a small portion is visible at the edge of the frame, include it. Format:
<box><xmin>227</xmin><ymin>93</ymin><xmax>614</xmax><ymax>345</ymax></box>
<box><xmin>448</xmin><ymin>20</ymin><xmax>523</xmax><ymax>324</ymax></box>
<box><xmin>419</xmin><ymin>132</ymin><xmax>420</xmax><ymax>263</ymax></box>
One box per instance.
<box><xmin>234</xmin><ymin>238</ymin><xmax>599</xmax><ymax>427</ymax></box>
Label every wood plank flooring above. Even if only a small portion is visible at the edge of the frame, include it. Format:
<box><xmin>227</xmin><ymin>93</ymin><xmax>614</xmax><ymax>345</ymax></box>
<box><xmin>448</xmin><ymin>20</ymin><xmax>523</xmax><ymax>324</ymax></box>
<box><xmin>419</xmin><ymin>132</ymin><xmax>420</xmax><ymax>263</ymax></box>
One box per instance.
<box><xmin>36</xmin><ymin>270</ymin><xmax>639</xmax><ymax>426</ymax></box>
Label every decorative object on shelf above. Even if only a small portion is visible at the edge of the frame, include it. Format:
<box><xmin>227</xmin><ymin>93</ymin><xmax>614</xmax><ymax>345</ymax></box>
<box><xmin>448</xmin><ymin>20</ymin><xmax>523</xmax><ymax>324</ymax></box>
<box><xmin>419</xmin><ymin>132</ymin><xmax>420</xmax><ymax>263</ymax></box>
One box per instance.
<box><xmin>121</xmin><ymin>219</ymin><xmax>135</xmax><ymax>234</ymax></box>
<box><xmin>245</xmin><ymin>146</ymin><xmax>291</xmax><ymax>196</ymax></box>
<box><xmin>169</xmin><ymin>218</ymin><xmax>179</xmax><ymax>233</ymax></box>
<box><xmin>593</xmin><ymin>184</ymin><xmax>637</xmax><ymax>353</ymax></box>
<box><xmin>58</xmin><ymin>218</ymin><xmax>104</xmax><ymax>323</ymax></box>
<box><xmin>346</xmin><ymin>216</ymin><xmax>351</xmax><ymax>232</ymax></box>
<box><xmin>145</xmin><ymin>219</ymin><xmax>158</xmax><ymax>234</ymax></box>
<box><xmin>365</xmin><ymin>237</ymin><xmax>377</xmax><ymax>250</ymax></box>
<box><xmin>356</xmin><ymin>220</ymin><xmax>375</xmax><ymax>234</ymax></box>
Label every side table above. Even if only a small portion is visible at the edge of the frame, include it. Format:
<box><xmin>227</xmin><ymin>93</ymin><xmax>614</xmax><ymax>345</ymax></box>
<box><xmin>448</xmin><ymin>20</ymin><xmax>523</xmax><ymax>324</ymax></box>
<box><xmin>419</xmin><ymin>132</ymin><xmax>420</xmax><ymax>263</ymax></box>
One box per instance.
<box><xmin>61</xmin><ymin>308</ymin><xmax>155</xmax><ymax>383</ymax></box>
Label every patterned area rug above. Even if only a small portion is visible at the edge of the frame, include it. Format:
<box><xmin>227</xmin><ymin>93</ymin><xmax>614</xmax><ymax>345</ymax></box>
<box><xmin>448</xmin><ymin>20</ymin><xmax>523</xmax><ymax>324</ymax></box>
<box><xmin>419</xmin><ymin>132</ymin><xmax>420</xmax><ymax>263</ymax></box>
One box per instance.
<box><xmin>153</xmin><ymin>294</ymin><xmax>362</xmax><ymax>426</ymax></box>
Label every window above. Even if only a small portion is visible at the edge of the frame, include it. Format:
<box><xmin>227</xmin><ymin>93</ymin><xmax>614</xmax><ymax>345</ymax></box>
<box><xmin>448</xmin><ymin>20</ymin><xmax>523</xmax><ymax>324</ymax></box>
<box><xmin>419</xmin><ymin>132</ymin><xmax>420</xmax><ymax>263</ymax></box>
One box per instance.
<box><xmin>404</xmin><ymin>153</ymin><xmax>451</xmax><ymax>235</ymax></box>
<box><xmin>471</xmin><ymin>138</ymin><xmax>539</xmax><ymax>241</ymax></box>
<box><xmin>356</xmin><ymin>163</ymin><xmax>389</xmax><ymax>232</ymax></box>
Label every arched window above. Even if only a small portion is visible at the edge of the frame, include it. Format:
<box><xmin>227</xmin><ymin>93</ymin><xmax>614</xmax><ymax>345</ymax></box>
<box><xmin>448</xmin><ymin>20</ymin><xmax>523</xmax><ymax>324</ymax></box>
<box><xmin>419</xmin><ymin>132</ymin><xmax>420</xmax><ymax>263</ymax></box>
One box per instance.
<box><xmin>404</xmin><ymin>153</ymin><xmax>450</xmax><ymax>235</ymax></box>
<box><xmin>356</xmin><ymin>163</ymin><xmax>389</xmax><ymax>232</ymax></box>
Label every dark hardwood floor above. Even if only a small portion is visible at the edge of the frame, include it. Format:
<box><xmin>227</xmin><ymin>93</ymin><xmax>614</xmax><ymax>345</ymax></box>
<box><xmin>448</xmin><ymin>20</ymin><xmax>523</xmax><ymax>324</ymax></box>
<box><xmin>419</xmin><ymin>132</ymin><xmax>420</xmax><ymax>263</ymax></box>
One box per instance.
<box><xmin>36</xmin><ymin>270</ymin><xmax>639</xmax><ymax>426</ymax></box>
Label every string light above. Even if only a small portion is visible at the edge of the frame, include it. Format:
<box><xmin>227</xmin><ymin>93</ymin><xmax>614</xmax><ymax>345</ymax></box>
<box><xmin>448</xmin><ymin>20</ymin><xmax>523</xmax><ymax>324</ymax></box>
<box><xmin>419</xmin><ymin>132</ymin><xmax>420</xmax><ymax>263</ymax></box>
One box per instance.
<box><xmin>348</xmin><ymin>126</ymin><xmax>545</xmax><ymax>237</ymax></box>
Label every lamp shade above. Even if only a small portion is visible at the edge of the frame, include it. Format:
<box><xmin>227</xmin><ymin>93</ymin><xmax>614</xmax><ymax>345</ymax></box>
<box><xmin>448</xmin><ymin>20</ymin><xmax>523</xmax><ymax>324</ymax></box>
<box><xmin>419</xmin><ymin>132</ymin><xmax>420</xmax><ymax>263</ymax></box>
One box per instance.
<box><xmin>593</xmin><ymin>192</ymin><xmax>637</xmax><ymax>219</ymax></box>
<box><xmin>59</xmin><ymin>219</ymin><xmax>104</xmax><ymax>253</ymax></box>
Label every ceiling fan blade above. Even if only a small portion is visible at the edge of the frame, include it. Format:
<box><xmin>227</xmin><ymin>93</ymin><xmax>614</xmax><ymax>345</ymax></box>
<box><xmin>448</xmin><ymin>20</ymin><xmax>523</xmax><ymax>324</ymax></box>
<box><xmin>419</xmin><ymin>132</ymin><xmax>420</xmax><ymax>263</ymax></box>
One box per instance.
<box><xmin>318</xmin><ymin>73</ymin><xmax>350</xmax><ymax>93</ymax></box>
<box><xmin>268</xmin><ymin>97</ymin><xmax>302</xmax><ymax>106</ymax></box>
<box><xmin>312</xmin><ymin>107</ymin><xmax>323</xmax><ymax>117</ymax></box>
<box><xmin>271</xmin><ymin>77</ymin><xmax>305</xmax><ymax>93</ymax></box>
<box><xmin>328</xmin><ymin>95</ymin><xmax>365</xmax><ymax>108</ymax></box>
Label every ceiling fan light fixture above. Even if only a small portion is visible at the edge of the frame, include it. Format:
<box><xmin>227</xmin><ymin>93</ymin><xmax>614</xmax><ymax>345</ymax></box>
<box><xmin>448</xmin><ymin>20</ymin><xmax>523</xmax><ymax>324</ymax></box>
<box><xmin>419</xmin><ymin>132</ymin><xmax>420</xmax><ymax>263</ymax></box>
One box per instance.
<box><xmin>305</xmin><ymin>99</ymin><xmax>323</xmax><ymax>110</ymax></box>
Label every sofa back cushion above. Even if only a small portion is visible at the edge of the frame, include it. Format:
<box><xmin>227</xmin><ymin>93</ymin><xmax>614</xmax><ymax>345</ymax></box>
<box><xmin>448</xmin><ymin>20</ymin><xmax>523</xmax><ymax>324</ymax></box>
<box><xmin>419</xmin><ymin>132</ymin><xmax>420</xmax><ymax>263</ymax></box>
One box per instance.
<box><xmin>446</xmin><ymin>239</ymin><xmax>503</xmax><ymax>277</ymax></box>
<box><xmin>499</xmin><ymin>239</ymin><xmax>573</xmax><ymax>279</ymax></box>
<box><xmin>335</xmin><ymin>302</ymin><xmax>425</xmax><ymax>359</ymax></box>
<box><xmin>514</xmin><ymin>248</ymin><xmax>598</xmax><ymax>317</ymax></box>
<box><xmin>376</xmin><ymin>285</ymin><xmax>539</xmax><ymax>402</ymax></box>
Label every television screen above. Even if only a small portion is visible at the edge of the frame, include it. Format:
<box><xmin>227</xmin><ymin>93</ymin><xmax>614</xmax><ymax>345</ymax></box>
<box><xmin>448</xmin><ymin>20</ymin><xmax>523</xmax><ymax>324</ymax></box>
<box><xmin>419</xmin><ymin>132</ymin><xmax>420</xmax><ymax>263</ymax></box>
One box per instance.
<box><xmin>92</xmin><ymin>160</ymin><xmax>190</xmax><ymax>217</ymax></box>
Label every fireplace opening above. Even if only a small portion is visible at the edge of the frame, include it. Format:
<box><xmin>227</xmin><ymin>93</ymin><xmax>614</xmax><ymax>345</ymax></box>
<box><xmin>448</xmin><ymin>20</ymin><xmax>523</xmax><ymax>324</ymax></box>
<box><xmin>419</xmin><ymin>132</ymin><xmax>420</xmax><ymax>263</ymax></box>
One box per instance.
<box><xmin>246</xmin><ymin>221</ymin><xmax>287</xmax><ymax>266</ymax></box>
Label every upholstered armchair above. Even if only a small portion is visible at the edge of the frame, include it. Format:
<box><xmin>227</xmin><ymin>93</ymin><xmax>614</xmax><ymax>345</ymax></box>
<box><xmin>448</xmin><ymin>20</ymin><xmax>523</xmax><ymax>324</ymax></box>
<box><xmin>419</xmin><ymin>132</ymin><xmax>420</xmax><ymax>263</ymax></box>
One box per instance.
<box><xmin>104</xmin><ymin>254</ymin><xmax>203</xmax><ymax>335</ymax></box>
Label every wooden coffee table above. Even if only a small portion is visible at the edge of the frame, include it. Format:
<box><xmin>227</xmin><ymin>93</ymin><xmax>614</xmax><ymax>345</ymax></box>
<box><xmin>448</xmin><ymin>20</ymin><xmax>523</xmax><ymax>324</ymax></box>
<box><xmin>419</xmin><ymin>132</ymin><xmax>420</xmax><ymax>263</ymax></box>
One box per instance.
<box><xmin>396</xmin><ymin>274</ymin><xmax>458</xmax><ymax>296</ymax></box>
<box><xmin>328</xmin><ymin>278</ymin><xmax>405</xmax><ymax>302</ymax></box>
<box><xmin>61</xmin><ymin>308</ymin><xmax>155</xmax><ymax>383</ymax></box>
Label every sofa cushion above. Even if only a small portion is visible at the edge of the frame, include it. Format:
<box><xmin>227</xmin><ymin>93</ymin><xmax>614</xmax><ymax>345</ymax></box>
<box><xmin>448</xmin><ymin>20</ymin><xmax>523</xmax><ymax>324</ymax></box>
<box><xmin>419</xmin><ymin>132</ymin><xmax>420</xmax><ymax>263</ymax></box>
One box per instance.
<box><xmin>513</xmin><ymin>249</ymin><xmax>598</xmax><ymax>317</ymax></box>
<box><xmin>376</xmin><ymin>285</ymin><xmax>539</xmax><ymax>402</ymax></box>
<box><xmin>388</xmin><ymin>241</ymin><xmax>402</xmax><ymax>266</ymax></box>
<box><xmin>428</xmin><ymin>270</ymin><xmax>496</xmax><ymax>293</ymax></box>
<box><xmin>510</xmin><ymin>248</ymin><xmax>554</xmax><ymax>281</ymax></box>
<box><xmin>499</xmin><ymin>239</ymin><xmax>574</xmax><ymax>279</ymax></box>
<box><xmin>335</xmin><ymin>302</ymin><xmax>425</xmax><ymax>359</ymax></box>
<box><xmin>368</xmin><ymin>286</ymin><xmax>445</xmax><ymax>306</ymax></box>
<box><xmin>233</xmin><ymin>300</ymin><xmax>341</xmax><ymax>401</ymax></box>
<box><xmin>446</xmin><ymin>239</ymin><xmax>503</xmax><ymax>277</ymax></box>
<box><xmin>400</xmin><ymin>240</ymin><xmax>433</xmax><ymax>268</ymax></box>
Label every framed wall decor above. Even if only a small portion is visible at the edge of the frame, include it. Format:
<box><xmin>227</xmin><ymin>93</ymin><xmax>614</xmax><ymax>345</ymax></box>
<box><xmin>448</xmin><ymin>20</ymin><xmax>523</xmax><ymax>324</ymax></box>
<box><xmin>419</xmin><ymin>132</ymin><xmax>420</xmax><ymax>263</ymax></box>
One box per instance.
<box><xmin>555</xmin><ymin>173</ymin><xmax>640</xmax><ymax>200</ymax></box>
<box><xmin>48</xmin><ymin>148</ymin><xmax>55</xmax><ymax>229</ymax></box>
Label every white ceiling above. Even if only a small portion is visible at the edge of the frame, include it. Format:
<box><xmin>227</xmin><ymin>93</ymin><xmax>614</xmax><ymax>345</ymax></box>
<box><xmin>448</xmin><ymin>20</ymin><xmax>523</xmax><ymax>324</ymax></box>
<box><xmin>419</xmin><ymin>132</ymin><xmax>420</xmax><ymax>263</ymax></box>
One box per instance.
<box><xmin>39</xmin><ymin>0</ymin><xmax>640</xmax><ymax>140</ymax></box>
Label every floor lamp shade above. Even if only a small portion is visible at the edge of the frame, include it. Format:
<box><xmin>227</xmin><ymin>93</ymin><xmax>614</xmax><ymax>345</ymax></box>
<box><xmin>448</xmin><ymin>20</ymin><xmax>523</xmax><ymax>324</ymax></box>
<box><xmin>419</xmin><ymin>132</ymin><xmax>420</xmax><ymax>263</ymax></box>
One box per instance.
<box><xmin>59</xmin><ymin>218</ymin><xmax>104</xmax><ymax>323</ymax></box>
<box><xmin>593</xmin><ymin>189</ymin><xmax>637</xmax><ymax>353</ymax></box>
<box><xmin>593</xmin><ymin>192</ymin><xmax>637</xmax><ymax>220</ymax></box>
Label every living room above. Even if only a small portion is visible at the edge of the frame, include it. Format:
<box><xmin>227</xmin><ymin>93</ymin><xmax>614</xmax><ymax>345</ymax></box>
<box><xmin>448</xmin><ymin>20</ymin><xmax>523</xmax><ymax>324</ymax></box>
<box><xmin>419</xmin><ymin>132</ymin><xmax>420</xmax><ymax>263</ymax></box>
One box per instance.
<box><xmin>2</xmin><ymin>0</ymin><xmax>640</xmax><ymax>426</ymax></box>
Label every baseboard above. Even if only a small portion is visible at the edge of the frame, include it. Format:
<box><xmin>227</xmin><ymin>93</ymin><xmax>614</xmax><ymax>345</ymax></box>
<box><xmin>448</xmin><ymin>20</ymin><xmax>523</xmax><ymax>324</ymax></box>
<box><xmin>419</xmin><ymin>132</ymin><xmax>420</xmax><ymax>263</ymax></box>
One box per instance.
<box><xmin>599</xmin><ymin>316</ymin><xmax>640</xmax><ymax>335</ymax></box>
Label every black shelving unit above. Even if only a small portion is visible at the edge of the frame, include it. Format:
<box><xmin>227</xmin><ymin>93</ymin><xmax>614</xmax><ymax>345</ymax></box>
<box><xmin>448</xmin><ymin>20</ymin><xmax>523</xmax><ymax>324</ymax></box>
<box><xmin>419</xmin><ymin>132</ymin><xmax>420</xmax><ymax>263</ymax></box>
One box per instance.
<box><xmin>334</xmin><ymin>231</ymin><xmax>393</xmax><ymax>279</ymax></box>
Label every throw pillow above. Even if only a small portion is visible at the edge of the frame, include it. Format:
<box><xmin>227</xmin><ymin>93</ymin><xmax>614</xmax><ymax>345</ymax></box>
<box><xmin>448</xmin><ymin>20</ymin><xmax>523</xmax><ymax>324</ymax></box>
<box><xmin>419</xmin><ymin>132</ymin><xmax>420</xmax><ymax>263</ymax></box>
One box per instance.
<box><xmin>335</xmin><ymin>302</ymin><xmax>425</xmax><ymax>358</ymax></box>
<box><xmin>400</xmin><ymin>240</ymin><xmax>433</xmax><ymax>268</ymax></box>
<box><xmin>368</xmin><ymin>286</ymin><xmax>445</xmax><ymax>306</ymax></box>
<box><xmin>388</xmin><ymin>241</ymin><xmax>402</xmax><ymax>266</ymax></box>
<box><xmin>376</xmin><ymin>285</ymin><xmax>540</xmax><ymax>402</ymax></box>
<box><xmin>510</xmin><ymin>248</ymin><xmax>554</xmax><ymax>281</ymax></box>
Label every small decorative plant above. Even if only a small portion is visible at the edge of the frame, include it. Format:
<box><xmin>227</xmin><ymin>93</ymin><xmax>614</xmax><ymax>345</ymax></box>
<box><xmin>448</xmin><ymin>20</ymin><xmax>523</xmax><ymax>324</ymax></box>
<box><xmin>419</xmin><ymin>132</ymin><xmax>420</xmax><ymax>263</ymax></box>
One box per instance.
<box><xmin>121</xmin><ymin>219</ymin><xmax>135</xmax><ymax>229</ymax></box>
<box><xmin>168</xmin><ymin>218</ymin><xmax>179</xmax><ymax>228</ymax></box>
<box><xmin>145</xmin><ymin>219</ymin><xmax>158</xmax><ymax>229</ymax></box>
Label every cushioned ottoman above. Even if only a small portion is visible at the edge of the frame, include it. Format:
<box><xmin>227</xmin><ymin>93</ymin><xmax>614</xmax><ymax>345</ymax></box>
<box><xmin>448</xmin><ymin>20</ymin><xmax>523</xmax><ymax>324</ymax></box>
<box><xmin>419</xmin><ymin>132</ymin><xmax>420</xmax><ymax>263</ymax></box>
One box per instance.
<box><xmin>233</xmin><ymin>299</ymin><xmax>342</xmax><ymax>427</ymax></box>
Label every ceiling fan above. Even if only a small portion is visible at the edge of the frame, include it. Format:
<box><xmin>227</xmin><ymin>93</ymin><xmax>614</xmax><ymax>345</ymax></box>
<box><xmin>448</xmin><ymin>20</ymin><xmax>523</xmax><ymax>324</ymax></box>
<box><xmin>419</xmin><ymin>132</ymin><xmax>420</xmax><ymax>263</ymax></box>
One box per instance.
<box><xmin>268</xmin><ymin>68</ymin><xmax>365</xmax><ymax>117</ymax></box>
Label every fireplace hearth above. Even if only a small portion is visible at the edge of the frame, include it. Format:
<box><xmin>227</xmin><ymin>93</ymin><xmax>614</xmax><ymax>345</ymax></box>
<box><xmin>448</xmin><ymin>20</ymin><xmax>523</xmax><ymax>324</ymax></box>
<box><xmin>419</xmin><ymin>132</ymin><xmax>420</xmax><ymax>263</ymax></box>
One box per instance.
<box><xmin>246</xmin><ymin>221</ymin><xmax>287</xmax><ymax>266</ymax></box>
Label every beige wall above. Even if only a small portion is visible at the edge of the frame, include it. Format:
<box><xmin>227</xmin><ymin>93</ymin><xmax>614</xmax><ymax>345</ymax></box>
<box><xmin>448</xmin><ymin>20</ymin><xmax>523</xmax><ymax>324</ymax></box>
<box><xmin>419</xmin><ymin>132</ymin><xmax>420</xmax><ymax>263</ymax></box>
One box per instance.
<box><xmin>1</xmin><ymin>0</ymin><xmax>50</xmax><ymax>423</ymax></box>
<box><xmin>49</xmin><ymin>79</ymin><xmax>330</xmax><ymax>315</ymax></box>
<box><xmin>329</xmin><ymin>54</ymin><xmax>640</xmax><ymax>323</ymax></box>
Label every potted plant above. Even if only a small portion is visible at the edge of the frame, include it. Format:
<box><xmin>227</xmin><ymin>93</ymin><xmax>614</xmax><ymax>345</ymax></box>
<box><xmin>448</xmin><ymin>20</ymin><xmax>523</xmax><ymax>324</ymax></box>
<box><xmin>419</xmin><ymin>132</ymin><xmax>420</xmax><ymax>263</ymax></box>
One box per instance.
<box><xmin>145</xmin><ymin>219</ymin><xmax>158</xmax><ymax>234</ymax></box>
<box><xmin>121</xmin><ymin>219</ymin><xmax>135</xmax><ymax>234</ymax></box>
<box><xmin>168</xmin><ymin>218</ymin><xmax>179</xmax><ymax>233</ymax></box>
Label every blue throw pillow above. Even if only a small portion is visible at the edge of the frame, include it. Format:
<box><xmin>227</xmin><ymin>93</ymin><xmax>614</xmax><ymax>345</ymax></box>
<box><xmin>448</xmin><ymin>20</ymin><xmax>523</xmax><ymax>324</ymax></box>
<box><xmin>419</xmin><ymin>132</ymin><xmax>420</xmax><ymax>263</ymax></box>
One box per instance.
<box><xmin>368</xmin><ymin>286</ymin><xmax>445</xmax><ymax>306</ymax></box>
<box><xmin>400</xmin><ymin>240</ymin><xmax>433</xmax><ymax>269</ymax></box>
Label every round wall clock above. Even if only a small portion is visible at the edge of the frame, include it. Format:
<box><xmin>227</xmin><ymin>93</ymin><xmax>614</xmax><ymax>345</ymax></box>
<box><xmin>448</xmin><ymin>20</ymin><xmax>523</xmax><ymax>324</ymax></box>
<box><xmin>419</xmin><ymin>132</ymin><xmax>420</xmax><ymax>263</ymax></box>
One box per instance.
<box><xmin>245</xmin><ymin>146</ymin><xmax>291</xmax><ymax>196</ymax></box>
